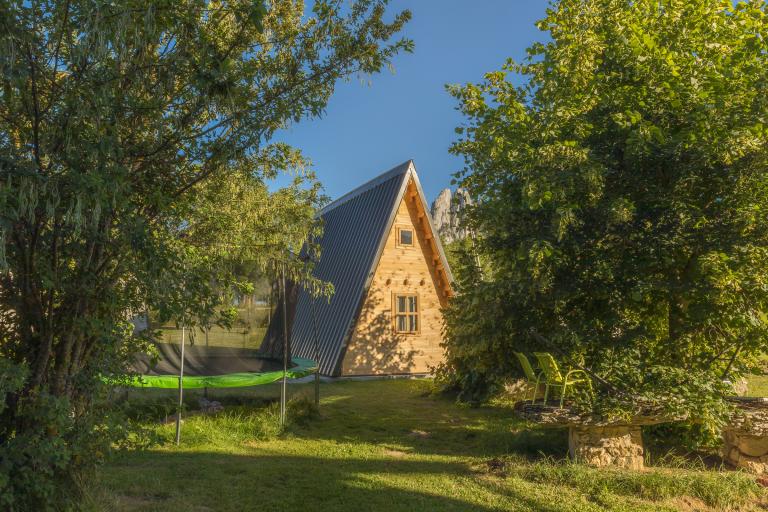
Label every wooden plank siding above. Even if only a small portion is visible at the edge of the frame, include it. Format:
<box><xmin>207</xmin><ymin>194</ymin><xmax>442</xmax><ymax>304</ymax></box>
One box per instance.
<box><xmin>341</xmin><ymin>178</ymin><xmax>451</xmax><ymax>375</ymax></box>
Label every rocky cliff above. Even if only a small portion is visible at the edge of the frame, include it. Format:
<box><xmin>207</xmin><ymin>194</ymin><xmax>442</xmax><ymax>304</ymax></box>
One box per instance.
<box><xmin>430</xmin><ymin>188</ymin><xmax>471</xmax><ymax>244</ymax></box>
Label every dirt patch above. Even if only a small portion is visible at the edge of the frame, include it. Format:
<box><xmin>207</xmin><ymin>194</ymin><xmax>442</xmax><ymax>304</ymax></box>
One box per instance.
<box><xmin>485</xmin><ymin>457</ymin><xmax>507</xmax><ymax>475</ymax></box>
<box><xmin>118</xmin><ymin>493</ymin><xmax>213</xmax><ymax>511</ymax></box>
<box><xmin>243</xmin><ymin>440</ymin><xmax>266</xmax><ymax>448</ymax></box>
<box><xmin>384</xmin><ymin>449</ymin><xmax>408</xmax><ymax>458</ymax></box>
<box><xmin>408</xmin><ymin>429</ymin><xmax>431</xmax><ymax>439</ymax></box>
<box><xmin>667</xmin><ymin>496</ymin><xmax>711</xmax><ymax>512</ymax></box>
<box><xmin>117</xmin><ymin>494</ymin><xmax>167</xmax><ymax>507</ymax></box>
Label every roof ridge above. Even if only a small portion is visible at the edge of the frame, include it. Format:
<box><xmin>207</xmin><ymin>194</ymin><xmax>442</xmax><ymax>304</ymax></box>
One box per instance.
<box><xmin>319</xmin><ymin>160</ymin><xmax>413</xmax><ymax>215</ymax></box>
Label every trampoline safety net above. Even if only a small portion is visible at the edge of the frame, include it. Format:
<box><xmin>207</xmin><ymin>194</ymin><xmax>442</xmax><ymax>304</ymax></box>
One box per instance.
<box><xmin>127</xmin><ymin>277</ymin><xmax>316</xmax><ymax>388</ymax></box>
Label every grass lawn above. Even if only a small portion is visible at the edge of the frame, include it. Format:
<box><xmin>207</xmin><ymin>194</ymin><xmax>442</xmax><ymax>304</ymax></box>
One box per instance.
<box><xmin>747</xmin><ymin>374</ymin><xmax>768</xmax><ymax>397</ymax></box>
<box><xmin>88</xmin><ymin>379</ymin><xmax>765</xmax><ymax>512</ymax></box>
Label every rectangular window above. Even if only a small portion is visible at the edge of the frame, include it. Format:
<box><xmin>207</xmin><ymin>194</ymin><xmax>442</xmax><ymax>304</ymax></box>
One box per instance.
<box><xmin>393</xmin><ymin>293</ymin><xmax>419</xmax><ymax>334</ymax></box>
<box><xmin>397</xmin><ymin>226</ymin><xmax>414</xmax><ymax>247</ymax></box>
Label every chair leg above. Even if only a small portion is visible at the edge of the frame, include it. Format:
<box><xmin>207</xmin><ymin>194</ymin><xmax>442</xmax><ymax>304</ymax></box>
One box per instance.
<box><xmin>560</xmin><ymin>384</ymin><xmax>568</xmax><ymax>409</ymax></box>
<box><xmin>543</xmin><ymin>384</ymin><xmax>550</xmax><ymax>404</ymax></box>
<box><xmin>532</xmin><ymin>375</ymin><xmax>542</xmax><ymax>404</ymax></box>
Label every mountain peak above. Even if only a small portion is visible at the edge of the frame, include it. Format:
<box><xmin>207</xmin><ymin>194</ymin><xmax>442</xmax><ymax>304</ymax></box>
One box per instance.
<box><xmin>430</xmin><ymin>188</ymin><xmax>471</xmax><ymax>244</ymax></box>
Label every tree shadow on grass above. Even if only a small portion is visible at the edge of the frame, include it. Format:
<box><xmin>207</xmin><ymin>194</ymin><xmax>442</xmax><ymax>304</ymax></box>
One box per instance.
<box><xmin>290</xmin><ymin>418</ymin><xmax>569</xmax><ymax>462</ymax></box>
<box><xmin>117</xmin><ymin>380</ymin><xmax>570</xmax><ymax>463</ymax></box>
<box><xmin>98</xmin><ymin>451</ymin><xmax>569</xmax><ymax>512</ymax></box>
<box><xmin>283</xmin><ymin>388</ymin><xmax>568</xmax><ymax>461</ymax></box>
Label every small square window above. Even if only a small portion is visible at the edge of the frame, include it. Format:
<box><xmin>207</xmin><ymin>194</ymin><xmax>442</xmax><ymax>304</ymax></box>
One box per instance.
<box><xmin>397</xmin><ymin>227</ymin><xmax>413</xmax><ymax>247</ymax></box>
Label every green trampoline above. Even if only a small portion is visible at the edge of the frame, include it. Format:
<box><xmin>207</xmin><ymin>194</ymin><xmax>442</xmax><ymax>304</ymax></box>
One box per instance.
<box><xmin>126</xmin><ymin>264</ymin><xmax>317</xmax><ymax>391</ymax></box>
<box><xmin>128</xmin><ymin>342</ymin><xmax>316</xmax><ymax>389</ymax></box>
<box><xmin>121</xmin><ymin>268</ymin><xmax>320</xmax><ymax>443</ymax></box>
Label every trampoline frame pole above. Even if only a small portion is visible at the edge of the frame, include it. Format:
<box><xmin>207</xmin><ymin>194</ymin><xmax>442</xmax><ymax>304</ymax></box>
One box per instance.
<box><xmin>280</xmin><ymin>265</ymin><xmax>288</xmax><ymax>427</ymax></box>
<box><xmin>310</xmin><ymin>298</ymin><xmax>321</xmax><ymax>409</ymax></box>
<box><xmin>176</xmin><ymin>325</ymin><xmax>185</xmax><ymax>445</ymax></box>
<box><xmin>204</xmin><ymin>325</ymin><xmax>209</xmax><ymax>400</ymax></box>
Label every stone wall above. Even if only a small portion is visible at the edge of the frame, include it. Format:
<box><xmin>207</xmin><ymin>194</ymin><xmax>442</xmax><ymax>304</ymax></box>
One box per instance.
<box><xmin>568</xmin><ymin>425</ymin><xmax>644</xmax><ymax>470</ymax></box>
<box><xmin>723</xmin><ymin>402</ymin><xmax>768</xmax><ymax>473</ymax></box>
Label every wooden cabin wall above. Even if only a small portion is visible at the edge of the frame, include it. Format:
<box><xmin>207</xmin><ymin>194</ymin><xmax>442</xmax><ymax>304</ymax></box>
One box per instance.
<box><xmin>340</xmin><ymin>179</ymin><xmax>451</xmax><ymax>375</ymax></box>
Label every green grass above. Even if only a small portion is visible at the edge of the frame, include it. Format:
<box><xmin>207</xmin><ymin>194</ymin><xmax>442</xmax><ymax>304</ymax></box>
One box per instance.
<box><xmin>88</xmin><ymin>380</ymin><xmax>765</xmax><ymax>512</ymax></box>
<box><xmin>746</xmin><ymin>374</ymin><xmax>768</xmax><ymax>397</ymax></box>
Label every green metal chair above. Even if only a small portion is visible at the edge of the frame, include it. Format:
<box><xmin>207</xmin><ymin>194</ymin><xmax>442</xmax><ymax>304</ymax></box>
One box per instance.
<box><xmin>533</xmin><ymin>352</ymin><xmax>593</xmax><ymax>408</ymax></box>
<box><xmin>513</xmin><ymin>352</ymin><xmax>543</xmax><ymax>403</ymax></box>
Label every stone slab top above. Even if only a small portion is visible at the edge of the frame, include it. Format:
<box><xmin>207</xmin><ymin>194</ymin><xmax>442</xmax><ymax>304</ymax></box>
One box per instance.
<box><xmin>513</xmin><ymin>401</ymin><xmax>686</xmax><ymax>427</ymax></box>
<box><xmin>728</xmin><ymin>396</ymin><xmax>768</xmax><ymax>410</ymax></box>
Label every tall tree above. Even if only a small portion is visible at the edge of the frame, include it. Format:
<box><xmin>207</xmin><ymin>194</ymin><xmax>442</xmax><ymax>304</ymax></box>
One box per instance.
<box><xmin>0</xmin><ymin>0</ymin><xmax>411</xmax><ymax>508</ymax></box>
<box><xmin>440</xmin><ymin>0</ymin><xmax>768</xmax><ymax>439</ymax></box>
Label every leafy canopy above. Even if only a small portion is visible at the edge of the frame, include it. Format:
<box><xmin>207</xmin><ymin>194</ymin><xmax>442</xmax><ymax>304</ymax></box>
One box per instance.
<box><xmin>0</xmin><ymin>0</ymin><xmax>410</xmax><ymax>508</ymax></box>
<box><xmin>440</xmin><ymin>0</ymin><xmax>768</xmax><ymax>439</ymax></box>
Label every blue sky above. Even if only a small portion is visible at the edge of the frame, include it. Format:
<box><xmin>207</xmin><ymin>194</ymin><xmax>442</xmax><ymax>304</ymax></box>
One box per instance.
<box><xmin>277</xmin><ymin>1</ymin><xmax>550</xmax><ymax>203</ymax></box>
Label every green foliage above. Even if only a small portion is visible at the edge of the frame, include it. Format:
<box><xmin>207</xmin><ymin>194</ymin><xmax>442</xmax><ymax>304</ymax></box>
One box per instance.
<box><xmin>0</xmin><ymin>359</ymin><xmax>144</xmax><ymax>510</ymax></box>
<box><xmin>0</xmin><ymin>0</ymin><xmax>410</xmax><ymax>508</ymax></box>
<box><xmin>440</xmin><ymin>0</ymin><xmax>768</xmax><ymax>442</ymax></box>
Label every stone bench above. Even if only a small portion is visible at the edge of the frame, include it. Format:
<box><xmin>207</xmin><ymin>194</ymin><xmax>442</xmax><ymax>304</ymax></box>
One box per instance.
<box><xmin>515</xmin><ymin>397</ymin><xmax>768</xmax><ymax>472</ymax></box>
<box><xmin>513</xmin><ymin>401</ymin><xmax>686</xmax><ymax>470</ymax></box>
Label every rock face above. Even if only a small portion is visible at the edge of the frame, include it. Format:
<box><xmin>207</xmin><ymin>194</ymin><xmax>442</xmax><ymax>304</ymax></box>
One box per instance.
<box><xmin>430</xmin><ymin>188</ymin><xmax>471</xmax><ymax>244</ymax></box>
<box><xmin>732</xmin><ymin>377</ymin><xmax>749</xmax><ymax>396</ymax></box>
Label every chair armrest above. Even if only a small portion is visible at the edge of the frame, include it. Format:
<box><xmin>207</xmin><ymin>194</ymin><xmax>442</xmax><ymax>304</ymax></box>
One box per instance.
<box><xmin>564</xmin><ymin>369</ymin><xmax>590</xmax><ymax>382</ymax></box>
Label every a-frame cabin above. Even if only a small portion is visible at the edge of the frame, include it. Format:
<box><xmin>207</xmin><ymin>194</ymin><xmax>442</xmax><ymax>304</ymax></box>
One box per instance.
<box><xmin>288</xmin><ymin>160</ymin><xmax>454</xmax><ymax>377</ymax></box>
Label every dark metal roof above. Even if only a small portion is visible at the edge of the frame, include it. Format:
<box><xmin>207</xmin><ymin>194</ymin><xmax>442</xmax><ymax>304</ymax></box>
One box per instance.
<box><xmin>277</xmin><ymin>160</ymin><xmax>454</xmax><ymax>376</ymax></box>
